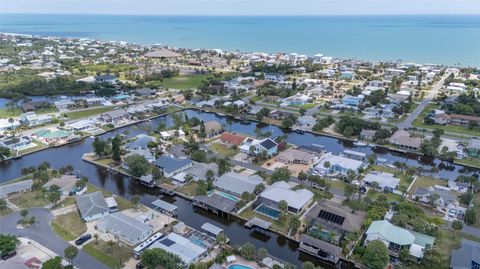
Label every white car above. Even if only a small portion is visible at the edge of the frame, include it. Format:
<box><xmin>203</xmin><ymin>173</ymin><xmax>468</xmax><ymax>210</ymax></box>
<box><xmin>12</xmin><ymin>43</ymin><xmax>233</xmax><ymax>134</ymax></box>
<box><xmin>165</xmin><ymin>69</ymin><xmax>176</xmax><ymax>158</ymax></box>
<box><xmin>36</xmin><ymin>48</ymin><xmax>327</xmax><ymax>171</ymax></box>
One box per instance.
<box><xmin>448</xmin><ymin>208</ymin><xmax>457</xmax><ymax>218</ymax></box>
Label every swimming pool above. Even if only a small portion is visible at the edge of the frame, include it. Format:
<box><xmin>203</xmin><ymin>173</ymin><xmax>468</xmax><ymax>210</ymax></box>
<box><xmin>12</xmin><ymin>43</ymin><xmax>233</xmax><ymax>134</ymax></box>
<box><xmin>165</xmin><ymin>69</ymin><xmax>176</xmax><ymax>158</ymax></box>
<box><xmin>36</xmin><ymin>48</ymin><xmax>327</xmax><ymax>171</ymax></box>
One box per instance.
<box><xmin>228</xmin><ymin>264</ymin><xmax>254</xmax><ymax>269</ymax></box>
<box><xmin>208</xmin><ymin>190</ymin><xmax>240</xmax><ymax>202</ymax></box>
<box><xmin>255</xmin><ymin>204</ymin><xmax>281</xmax><ymax>219</ymax></box>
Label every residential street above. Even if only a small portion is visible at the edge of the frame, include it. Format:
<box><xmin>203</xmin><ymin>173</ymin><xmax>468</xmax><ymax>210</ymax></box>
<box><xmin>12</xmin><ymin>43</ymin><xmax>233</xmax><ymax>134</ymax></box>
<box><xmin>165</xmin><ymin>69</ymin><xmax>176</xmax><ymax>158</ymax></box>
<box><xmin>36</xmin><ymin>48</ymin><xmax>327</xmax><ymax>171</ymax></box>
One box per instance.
<box><xmin>0</xmin><ymin>208</ymin><xmax>109</xmax><ymax>269</ymax></box>
<box><xmin>397</xmin><ymin>72</ymin><xmax>452</xmax><ymax>130</ymax></box>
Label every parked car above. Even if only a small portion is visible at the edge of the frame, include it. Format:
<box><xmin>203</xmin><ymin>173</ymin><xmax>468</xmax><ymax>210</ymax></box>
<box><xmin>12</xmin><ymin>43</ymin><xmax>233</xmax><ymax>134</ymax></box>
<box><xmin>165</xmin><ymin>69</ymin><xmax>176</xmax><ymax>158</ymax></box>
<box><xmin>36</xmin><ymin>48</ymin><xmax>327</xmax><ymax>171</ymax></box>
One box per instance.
<box><xmin>457</xmin><ymin>210</ymin><xmax>465</xmax><ymax>220</ymax></box>
<box><xmin>75</xmin><ymin>234</ymin><xmax>92</xmax><ymax>245</ymax></box>
<box><xmin>448</xmin><ymin>208</ymin><xmax>457</xmax><ymax>218</ymax></box>
<box><xmin>1</xmin><ymin>251</ymin><xmax>16</xmax><ymax>260</ymax></box>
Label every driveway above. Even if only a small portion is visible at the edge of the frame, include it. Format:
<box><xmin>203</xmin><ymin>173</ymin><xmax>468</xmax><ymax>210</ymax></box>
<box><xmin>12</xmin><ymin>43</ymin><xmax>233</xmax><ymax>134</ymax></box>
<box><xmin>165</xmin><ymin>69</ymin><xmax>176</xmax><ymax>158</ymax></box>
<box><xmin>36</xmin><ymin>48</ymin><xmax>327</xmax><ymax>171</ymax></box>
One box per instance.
<box><xmin>0</xmin><ymin>208</ymin><xmax>109</xmax><ymax>269</ymax></box>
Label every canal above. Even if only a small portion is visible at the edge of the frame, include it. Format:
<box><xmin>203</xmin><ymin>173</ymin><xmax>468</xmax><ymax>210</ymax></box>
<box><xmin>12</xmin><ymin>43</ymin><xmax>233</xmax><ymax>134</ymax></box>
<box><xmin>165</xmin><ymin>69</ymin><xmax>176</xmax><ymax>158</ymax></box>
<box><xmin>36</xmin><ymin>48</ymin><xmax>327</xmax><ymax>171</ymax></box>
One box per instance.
<box><xmin>0</xmin><ymin>109</ymin><xmax>477</xmax><ymax>267</ymax></box>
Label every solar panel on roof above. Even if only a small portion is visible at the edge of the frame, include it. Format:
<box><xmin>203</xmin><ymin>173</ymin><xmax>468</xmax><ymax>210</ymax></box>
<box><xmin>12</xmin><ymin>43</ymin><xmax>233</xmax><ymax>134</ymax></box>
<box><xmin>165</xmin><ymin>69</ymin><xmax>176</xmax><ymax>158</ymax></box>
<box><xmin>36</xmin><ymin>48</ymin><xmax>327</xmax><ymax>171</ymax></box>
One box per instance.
<box><xmin>318</xmin><ymin>210</ymin><xmax>345</xmax><ymax>225</ymax></box>
<box><xmin>160</xmin><ymin>238</ymin><xmax>175</xmax><ymax>247</ymax></box>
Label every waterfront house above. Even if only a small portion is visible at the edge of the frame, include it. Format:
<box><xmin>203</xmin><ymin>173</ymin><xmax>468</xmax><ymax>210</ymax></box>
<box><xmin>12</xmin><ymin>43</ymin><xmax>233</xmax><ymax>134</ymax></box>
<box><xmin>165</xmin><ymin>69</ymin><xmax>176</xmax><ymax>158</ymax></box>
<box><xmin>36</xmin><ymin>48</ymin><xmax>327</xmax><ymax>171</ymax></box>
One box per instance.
<box><xmin>66</xmin><ymin>118</ymin><xmax>97</xmax><ymax>131</ymax></box>
<box><xmin>0</xmin><ymin>136</ymin><xmax>32</xmax><ymax>150</ymax></box>
<box><xmin>146</xmin><ymin>232</ymin><xmax>207</xmax><ymax>266</ymax></box>
<box><xmin>32</xmin><ymin>129</ymin><xmax>73</xmax><ymax>144</ymax></box>
<box><xmin>134</xmin><ymin>88</ymin><xmax>156</xmax><ymax>97</ymax></box>
<box><xmin>95</xmin><ymin>74</ymin><xmax>117</xmax><ymax>84</ymax></box>
<box><xmin>99</xmin><ymin>109</ymin><xmax>129</xmax><ymax>124</ymax></box>
<box><xmin>313</xmin><ymin>152</ymin><xmax>364</xmax><ymax>177</ymax></box>
<box><xmin>299</xmin><ymin>234</ymin><xmax>343</xmax><ymax>265</ymax></box>
<box><xmin>240</xmin><ymin>137</ymin><xmax>278</xmax><ymax>157</ymax></box>
<box><xmin>218</xmin><ymin>132</ymin><xmax>245</xmax><ymax>146</ymax></box>
<box><xmin>341</xmin><ymin>150</ymin><xmax>366</xmax><ymax>161</ymax></box>
<box><xmin>296</xmin><ymin>115</ymin><xmax>316</xmax><ymax>127</ymax></box>
<box><xmin>75</xmin><ymin>191</ymin><xmax>110</xmax><ymax>221</ymax></box>
<box><xmin>360</xmin><ymin>129</ymin><xmax>376</xmax><ymax>141</ymax></box>
<box><xmin>214</xmin><ymin>172</ymin><xmax>263</xmax><ymax>197</ymax></box>
<box><xmin>450</xmin><ymin>239</ymin><xmax>480</xmax><ymax>269</ymax></box>
<box><xmin>256</xmin><ymin>181</ymin><xmax>313</xmax><ymax>215</ymax></box>
<box><xmin>305</xmin><ymin>199</ymin><xmax>365</xmax><ymax>244</ymax></box>
<box><xmin>20</xmin><ymin>112</ymin><xmax>53</xmax><ymax>127</ymax></box>
<box><xmin>276</xmin><ymin>147</ymin><xmax>316</xmax><ymax>165</ymax></box>
<box><xmin>389</xmin><ymin>130</ymin><xmax>422</xmax><ymax>151</ymax></box>
<box><xmin>21</xmin><ymin>101</ymin><xmax>51</xmax><ymax>112</ymax></box>
<box><xmin>124</xmin><ymin>134</ymin><xmax>154</xmax><ymax>150</ymax></box>
<box><xmin>97</xmin><ymin>212</ymin><xmax>153</xmax><ymax>246</ymax></box>
<box><xmin>192</xmin><ymin>121</ymin><xmax>224</xmax><ymax>138</ymax></box>
<box><xmin>365</xmin><ymin>220</ymin><xmax>435</xmax><ymax>260</ymax></box>
<box><xmin>154</xmin><ymin>156</ymin><xmax>193</xmax><ymax>178</ymax></box>
<box><xmin>264</xmin><ymin>73</ymin><xmax>285</xmax><ymax>82</ymax></box>
<box><xmin>42</xmin><ymin>175</ymin><xmax>80</xmax><ymax>196</ymax></box>
<box><xmin>363</xmin><ymin>171</ymin><xmax>400</xmax><ymax>192</ymax></box>
<box><xmin>467</xmin><ymin>138</ymin><xmax>480</xmax><ymax>158</ymax></box>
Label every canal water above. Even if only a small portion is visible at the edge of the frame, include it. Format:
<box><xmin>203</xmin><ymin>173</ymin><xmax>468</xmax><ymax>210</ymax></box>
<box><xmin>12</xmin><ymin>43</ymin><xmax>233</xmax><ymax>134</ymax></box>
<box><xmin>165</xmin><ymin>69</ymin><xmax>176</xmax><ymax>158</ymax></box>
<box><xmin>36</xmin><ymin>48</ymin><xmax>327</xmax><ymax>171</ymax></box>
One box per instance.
<box><xmin>0</xmin><ymin>109</ymin><xmax>477</xmax><ymax>267</ymax></box>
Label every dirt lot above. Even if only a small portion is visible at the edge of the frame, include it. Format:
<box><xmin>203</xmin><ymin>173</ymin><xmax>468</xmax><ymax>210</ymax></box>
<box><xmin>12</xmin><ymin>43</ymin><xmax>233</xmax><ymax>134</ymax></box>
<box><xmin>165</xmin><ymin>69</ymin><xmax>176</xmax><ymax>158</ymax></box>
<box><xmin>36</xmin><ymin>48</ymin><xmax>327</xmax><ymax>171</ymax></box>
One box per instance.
<box><xmin>261</xmin><ymin>159</ymin><xmax>310</xmax><ymax>176</ymax></box>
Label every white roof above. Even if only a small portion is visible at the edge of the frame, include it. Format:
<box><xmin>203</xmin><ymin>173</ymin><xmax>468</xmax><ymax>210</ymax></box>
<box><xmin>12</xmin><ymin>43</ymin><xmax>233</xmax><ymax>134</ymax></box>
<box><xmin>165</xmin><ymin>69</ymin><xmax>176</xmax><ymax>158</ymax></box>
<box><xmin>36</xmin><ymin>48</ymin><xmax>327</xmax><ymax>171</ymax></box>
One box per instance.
<box><xmin>260</xmin><ymin>181</ymin><xmax>313</xmax><ymax>211</ymax></box>
<box><xmin>363</xmin><ymin>172</ymin><xmax>400</xmax><ymax>189</ymax></box>
<box><xmin>104</xmin><ymin>197</ymin><xmax>118</xmax><ymax>208</ymax></box>
<box><xmin>316</xmin><ymin>153</ymin><xmax>364</xmax><ymax>171</ymax></box>
<box><xmin>148</xmin><ymin>233</ymin><xmax>206</xmax><ymax>265</ymax></box>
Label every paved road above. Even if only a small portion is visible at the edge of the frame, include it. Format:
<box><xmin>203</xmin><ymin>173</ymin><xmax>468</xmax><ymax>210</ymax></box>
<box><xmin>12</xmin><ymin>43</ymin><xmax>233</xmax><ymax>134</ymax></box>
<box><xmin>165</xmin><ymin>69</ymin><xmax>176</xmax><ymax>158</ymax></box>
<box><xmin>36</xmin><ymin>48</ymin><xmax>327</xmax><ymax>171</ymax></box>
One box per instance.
<box><xmin>462</xmin><ymin>223</ymin><xmax>480</xmax><ymax>238</ymax></box>
<box><xmin>0</xmin><ymin>208</ymin><xmax>109</xmax><ymax>269</ymax></box>
<box><xmin>397</xmin><ymin>73</ymin><xmax>451</xmax><ymax>129</ymax></box>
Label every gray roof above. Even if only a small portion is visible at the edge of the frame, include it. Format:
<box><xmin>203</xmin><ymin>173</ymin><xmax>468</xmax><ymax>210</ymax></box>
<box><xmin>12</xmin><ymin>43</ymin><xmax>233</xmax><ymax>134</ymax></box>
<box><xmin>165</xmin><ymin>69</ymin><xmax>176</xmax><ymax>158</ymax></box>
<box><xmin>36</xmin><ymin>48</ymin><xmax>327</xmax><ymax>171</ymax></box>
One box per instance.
<box><xmin>152</xmin><ymin>199</ymin><xmax>178</xmax><ymax>213</ymax></box>
<box><xmin>300</xmin><ymin>234</ymin><xmax>342</xmax><ymax>256</ymax></box>
<box><xmin>201</xmin><ymin>222</ymin><xmax>223</xmax><ymax>236</ymax></box>
<box><xmin>214</xmin><ymin>172</ymin><xmax>263</xmax><ymax>196</ymax></box>
<box><xmin>194</xmin><ymin>194</ymin><xmax>237</xmax><ymax>213</ymax></box>
<box><xmin>154</xmin><ymin>156</ymin><xmax>192</xmax><ymax>174</ymax></box>
<box><xmin>0</xmin><ymin>179</ymin><xmax>33</xmax><ymax>198</ymax></box>
<box><xmin>245</xmin><ymin>217</ymin><xmax>272</xmax><ymax>230</ymax></box>
<box><xmin>306</xmin><ymin>199</ymin><xmax>366</xmax><ymax>233</ymax></box>
<box><xmin>450</xmin><ymin>239</ymin><xmax>480</xmax><ymax>269</ymax></box>
<box><xmin>75</xmin><ymin>191</ymin><xmax>109</xmax><ymax>219</ymax></box>
<box><xmin>363</xmin><ymin>171</ymin><xmax>400</xmax><ymax>190</ymax></box>
<box><xmin>97</xmin><ymin>212</ymin><xmax>152</xmax><ymax>243</ymax></box>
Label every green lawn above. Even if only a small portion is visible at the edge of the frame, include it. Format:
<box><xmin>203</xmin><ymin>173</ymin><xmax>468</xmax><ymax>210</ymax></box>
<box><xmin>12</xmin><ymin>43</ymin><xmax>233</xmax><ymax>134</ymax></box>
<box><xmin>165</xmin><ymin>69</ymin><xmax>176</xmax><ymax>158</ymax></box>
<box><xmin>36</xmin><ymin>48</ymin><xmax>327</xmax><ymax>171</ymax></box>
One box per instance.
<box><xmin>86</xmin><ymin>183</ymin><xmax>133</xmax><ymax>210</ymax></box>
<box><xmin>368</xmin><ymin>165</ymin><xmax>412</xmax><ymax>190</ymax></box>
<box><xmin>365</xmin><ymin>189</ymin><xmax>403</xmax><ymax>203</ymax></box>
<box><xmin>0</xmin><ymin>207</ymin><xmax>13</xmax><ymax>217</ymax></box>
<box><xmin>175</xmin><ymin>181</ymin><xmax>198</xmax><ymax>197</ymax></box>
<box><xmin>36</xmin><ymin>107</ymin><xmax>59</xmax><ymax>114</ymax></box>
<box><xmin>50</xmin><ymin>196</ymin><xmax>76</xmax><ymax>210</ymax></box>
<box><xmin>409</xmin><ymin>175</ymin><xmax>448</xmax><ymax>194</ymax></box>
<box><xmin>17</xmin><ymin>141</ymin><xmax>47</xmax><ymax>155</ymax></box>
<box><xmin>289</xmin><ymin>103</ymin><xmax>316</xmax><ymax>109</ymax></box>
<box><xmin>454</xmin><ymin>157</ymin><xmax>480</xmax><ymax>169</ymax></box>
<box><xmin>209</xmin><ymin>142</ymin><xmax>239</xmax><ymax>158</ymax></box>
<box><xmin>64</xmin><ymin>106</ymin><xmax>118</xmax><ymax>120</ymax></box>
<box><xmin>51</xmin><ymin>211</ymin><xmax>87</xmax><ymax>241</ymax></box>
<box><xmin>9</xmin><ymin>191</ymin><xmax>50</xmax><ymax>209</ymax></box>
<box><xmin>0</xmin><ymin>107</ymin><xmax>22</xmax><ymax>117</ymax></box>
<box><xmin>83</xmin><ymin>240</ymin><xmax>132</xmax><ymax>269</ymax></box>
<box><xmin>146</xmin><ymin>73</ymin><xmax>215</xmax><ymax>90</ymax></box>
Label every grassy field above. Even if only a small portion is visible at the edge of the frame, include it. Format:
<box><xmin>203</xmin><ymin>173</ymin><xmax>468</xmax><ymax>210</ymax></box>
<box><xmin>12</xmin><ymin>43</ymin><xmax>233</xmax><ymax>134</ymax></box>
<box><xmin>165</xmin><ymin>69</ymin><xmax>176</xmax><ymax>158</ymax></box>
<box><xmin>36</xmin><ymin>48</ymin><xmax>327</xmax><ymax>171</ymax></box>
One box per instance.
<box><xmin>83</xmin><ymin>239</ymin><xmax>132</xmax><ymax>269</ymax></box>
<box><xmin>0</xmin><ymin>207</ymin><xmax>13</xmax><ymax>217</ymax></box>
<box><xmin>175</xmin><ymin>181</ymin><xmax>198</xmax><ymax>197</ymax></box>
<box><xmin>50</xmin><ymin>196</ymin><xmax>76</xmax><ymax>210</ymax></box>
<box><xmin>9</xmin><ymin>191</ymin><xmax>50</xmax><ymax>209</ymax></box>
<box><xmin>64</xmin><ymin>106</ymin><xmax>119</xmax><ymax>120</ymax></box>
<box><xmin>144</xmin><ymin>73</ymin><xmax>214</xmax><ymax>90</ymax></box>
<box><xmin>51</xmin><ymin>211</ymin><xmax>87</xmax><ymax>241</ymax></box>
<box><xmin>409</xmin><ymin>175</ymin><xmax>449</xmax><ymax>194</ymax></box>
<box><xmin>86</xmin><ymin>184</ymin><xmax>133</xmax><ymax>210</ymax></box>
<box><xmin>208</xmin><ymin>142</ymin><xmax>239</xmax><ymax>158</ymax></box>
<box><xmin>454</xmin><ymin>157</ymin><xmax>480</xmax><ymax>169</ymax></box>
<box><xmin>17</xmin><ymin>141</ymin><xmax>47</xmax><ymax>155</ymax></box>
<box><xmin>0</xmin><ymin>107</ymin><xmax>22</xmax><ymax>118</ymax></box>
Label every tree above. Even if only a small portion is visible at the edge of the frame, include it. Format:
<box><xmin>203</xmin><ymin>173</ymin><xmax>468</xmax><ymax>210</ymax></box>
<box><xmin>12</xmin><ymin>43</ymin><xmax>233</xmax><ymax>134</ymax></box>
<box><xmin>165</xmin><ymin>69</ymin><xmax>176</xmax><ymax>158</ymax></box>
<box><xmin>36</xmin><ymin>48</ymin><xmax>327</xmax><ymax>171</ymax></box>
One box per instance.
<box><xmin>64</xmin><ymin>245</ymin><xmax>78</xmax><ymax>267</ymax></box>
<box><xmin>257</xmin><ymin>248</ymin><xmax>268</xmax><ymax>262</ymax></box>
<box><xmin>281</xmin><ymin>115</ymin><xmax>296</xmax><ymax>129</ymax></box>
<box><xmin>0</xmin><ymin>146</ymin><xmax>10</xmax><ymax>161</ymax></box>
<box><xmin>152</xmin><ymin>166</ymin><xmax>163</xmax><ymax>180</ymax></box>
<box><xmin>20</xmin><ymin>209</ymin><xmax>28</xmax><ymax>218</ymax></box>
<box><xmin>239</xmin><ymin>242</ymin><xmax>256</xmax><ymax>260</ymax></box>
<box><xmin>141</xmin><ymin>248</ymin><xmax>185</xmax><ymax>269</ymax></box>
<box><xmin>278</xmin><ymin>200</ymin><xmax>288</xmax><ymax>214</ymax></box>
<box><xmin>298</xmin><ymin>171</ymin><xmax>308</xmax><ymax>182</ymax></box>
<box><xmin>124</xmin><ymin>155</ymin><xmax>150</xmax><ymax>177</ymax></box>
<box><xmin>92</xmin><ymin>137</ymin><xmax>107</xmax><ymax>157</ymax></box>
<box><xmin>323</xmin><ymin>161</ymin><xmax>331</xmax><ymax>169</ymax></box>
<box><xmin>362</xmin><ymin>240</ymin><xmax>389</xmax><ymax>269</ymax></box>
<box><xmin>344</xmin><ymin>184</ymin><xmax>357</xmax><ymax>201</ymax></box>
<box><xmin>49</xmin><ymin>189</ymin><xmax>61</xmax><ymax>204</ymax></box>
<box><xmin>465</xmin><ymin>207</ymin><xmax>476</xmax><ymax>225</ymax></box>
<box><xmin>217</xmin><ymin>158</ymin><xmax>231</xmax><ymax>176</ymax></box>
<box><xmin>302</xmin><ymin>261</ymin><xmax>316</xmax><ymax>269</ymax></box>
<box><xmin>111</xmin><ymin>135</ymin><xmax>122</xmax><ymax>162</ymax></box>
<box><xmin>215</xmin><ymin>232</ymin><xmax>227</xmax><ymax>248</ymax></box>
<box><xmin>199</xmin><ymin>121</ymin><xmax>207</xmax><ymax>141</ymax></box>
<box><xmin>452</xmin><ymin>220</ymin><xmax>463</xmax><ymax>230</ymax></box>
<box><xmin>299</xmin><ymin>108</ymin><xmax>307</xmax><ymax>116</ymax></box>
<box><xmin>271</xmin><ymin>167</ymin><xmax>291</xmax><ymax>182</ymax></box>
<box><xmin>0</xmin><ymin>234</ymin><xmax>19</xmax><ymax>256</ymax></box>
<box><xmin>94</xmin><ymin>234</ymin><xmax>99</xmax><ymax>244</ymax></box>
<box><xmin>41</xmin><ymin>256</ymin><xmax>62</xmax><ymax>269</ymax></box>
<box><xmin>131</xmin><ymin>195</ymin><xmax>141</xmax><ymax>209</ymax></box>
<box><xmin>289</xmin><ymin>215</ymin><xmax>301</xmax><ymax>234</ymax></box>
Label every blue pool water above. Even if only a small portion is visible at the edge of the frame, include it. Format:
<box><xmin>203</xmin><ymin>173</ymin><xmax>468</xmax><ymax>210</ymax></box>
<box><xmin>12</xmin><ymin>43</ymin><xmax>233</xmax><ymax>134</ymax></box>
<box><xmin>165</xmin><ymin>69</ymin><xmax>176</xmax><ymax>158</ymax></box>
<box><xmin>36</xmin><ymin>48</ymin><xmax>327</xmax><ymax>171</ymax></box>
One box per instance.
<box><xmin>255</xmin><ymin>204</ymin><xmax>281</xmax><ymax>219</ymax></box>
<box><xmin>228</xmin><ymin>264</ymin><xmax>254</xmax><ymax>269</ymax></box>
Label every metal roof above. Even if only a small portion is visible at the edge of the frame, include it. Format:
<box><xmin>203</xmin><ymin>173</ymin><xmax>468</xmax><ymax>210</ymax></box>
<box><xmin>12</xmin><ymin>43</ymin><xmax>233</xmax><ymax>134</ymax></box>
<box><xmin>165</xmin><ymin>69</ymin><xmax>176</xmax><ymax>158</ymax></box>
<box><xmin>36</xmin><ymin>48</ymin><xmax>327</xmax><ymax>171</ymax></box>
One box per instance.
<box><xmin>152</xmin><ymin>199</ymin><xmax>178</xmax><ymax>213</ymax></box>
<box><xmin>201</xmin><ymin>223</ymin><xmax>223</xmax><ymax>236</ymax></box>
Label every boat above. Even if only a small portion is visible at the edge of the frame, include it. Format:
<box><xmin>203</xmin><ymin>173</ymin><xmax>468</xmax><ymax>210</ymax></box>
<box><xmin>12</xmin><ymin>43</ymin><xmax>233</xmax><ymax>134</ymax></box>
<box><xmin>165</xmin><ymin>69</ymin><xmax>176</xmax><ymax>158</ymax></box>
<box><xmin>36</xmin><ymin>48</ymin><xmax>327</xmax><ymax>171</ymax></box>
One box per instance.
<box><xmin>295</xmin><ymin>129</ymin><xmax>305</xmax><ymax>134</ymax></box>
<box><xmin>353</xmin><ymin>141</ymin><xmax>368</xmax><ymax>147</ymax></box>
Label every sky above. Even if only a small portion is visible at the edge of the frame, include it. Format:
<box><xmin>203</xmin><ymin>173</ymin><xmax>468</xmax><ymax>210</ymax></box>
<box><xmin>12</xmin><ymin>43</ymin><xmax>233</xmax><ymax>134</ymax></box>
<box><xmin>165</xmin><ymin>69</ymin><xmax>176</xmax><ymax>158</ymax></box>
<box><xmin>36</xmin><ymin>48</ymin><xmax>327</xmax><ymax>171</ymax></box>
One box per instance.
<box><xmin>0</xmin><ymin>0</ymin><xmax>479</xmax><ymax>15</ymax></box>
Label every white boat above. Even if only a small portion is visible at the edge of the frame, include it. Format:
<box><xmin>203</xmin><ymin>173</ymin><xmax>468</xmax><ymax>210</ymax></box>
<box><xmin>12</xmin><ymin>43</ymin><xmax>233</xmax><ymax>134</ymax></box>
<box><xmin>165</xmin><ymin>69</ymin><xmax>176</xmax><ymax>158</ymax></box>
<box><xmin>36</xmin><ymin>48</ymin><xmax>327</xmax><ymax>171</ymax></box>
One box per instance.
<box><xmin>353</xmin><ymin>141</ymin><xmax>368</xmax><ymax>147</ymax></box>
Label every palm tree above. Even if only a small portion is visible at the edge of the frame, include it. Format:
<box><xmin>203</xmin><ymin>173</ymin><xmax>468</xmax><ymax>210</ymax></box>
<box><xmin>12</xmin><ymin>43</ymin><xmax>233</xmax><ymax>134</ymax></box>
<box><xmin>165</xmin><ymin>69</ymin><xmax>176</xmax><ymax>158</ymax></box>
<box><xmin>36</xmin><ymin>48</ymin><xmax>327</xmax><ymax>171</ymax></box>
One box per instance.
<box><xmin>64</xmin><ymin>246</ymin><xmax>78</xmax><ymax>267</ymax></box>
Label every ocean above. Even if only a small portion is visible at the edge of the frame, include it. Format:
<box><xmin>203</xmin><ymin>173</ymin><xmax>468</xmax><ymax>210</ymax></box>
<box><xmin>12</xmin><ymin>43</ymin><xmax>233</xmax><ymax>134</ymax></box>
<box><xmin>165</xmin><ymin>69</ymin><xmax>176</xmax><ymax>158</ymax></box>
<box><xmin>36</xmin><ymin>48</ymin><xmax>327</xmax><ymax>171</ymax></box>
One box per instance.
<box><xmin>0</xmin><ymin>14</ymin><xmax>479</xmax><ymax>66</ymax></box>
